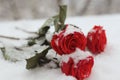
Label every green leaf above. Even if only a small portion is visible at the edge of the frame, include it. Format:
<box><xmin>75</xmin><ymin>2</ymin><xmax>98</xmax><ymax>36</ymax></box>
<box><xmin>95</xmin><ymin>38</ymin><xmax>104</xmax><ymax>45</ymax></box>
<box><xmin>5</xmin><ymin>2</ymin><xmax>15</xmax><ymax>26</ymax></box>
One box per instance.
<box><xmin>53</xmin><ymin>5</ymin><xmax>67</xmax><ymax>32</ymax></box>
<box><xmin>38</xmin><ymin>5</ymin><xmax>67</xmax><ymax>36</ymax></box>
<box><xmin>27</xmin><ymin>39</ymin><xmax>36</xmax><ymax>46</ymax></box>
<box><xmin>53</xmin><ymin>15</ymin><xmax>59</xmax><ymax>32</ymax></box>
<box><xmin>0</xmin><ymin>47</ymin><xmax>18</xmax><ymax>62</ymax></box>
<box><xmin>41</xmin><ymin>39</ymin><xmax>50</xmax><ymax>46</ymax></box>
<box><xmin>38</xmin><ymin>15</ymin><xmax>59</xmax><ymax>37</ymax></box>
<box><xmin>38</xmin><ymin>26</ymin><xmax>50</xmax><ymax>38</ymax></box>
<box><xmin>0</xmin><ymin>47</ymin><xmax>7</xmax><ymax>60</ymax></box>
<box><xmin>26</xmin><ymin>47</ymin><xmax>51</xmax><ymax>69</ymax></box>
<box><xmin>59</xmin><ymin>5</ymin><xmax>67</xmax><ymax>30</ymax></box>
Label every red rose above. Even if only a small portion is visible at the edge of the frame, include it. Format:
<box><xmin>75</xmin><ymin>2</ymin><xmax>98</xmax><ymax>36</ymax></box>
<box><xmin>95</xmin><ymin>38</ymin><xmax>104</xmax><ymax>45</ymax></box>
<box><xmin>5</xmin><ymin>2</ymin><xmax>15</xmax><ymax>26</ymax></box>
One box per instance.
<box><xmin>61</xmin><ymin>56</ymin><xmax>94</xmax><ymax>80</ymax></box>
<box><xmin>51</xmin><ymin>24</ymin><xmax>87</xmax><ymax>55</ymax></box>
<box><xmin>87</xmin><ymin>26</ymin><xmax>107</xmax><ymax>54</ymax></box>
<box><xmin>77</xmin><ymin>56</ymin><xmax>94</xmax><ymax>80</ymax></box>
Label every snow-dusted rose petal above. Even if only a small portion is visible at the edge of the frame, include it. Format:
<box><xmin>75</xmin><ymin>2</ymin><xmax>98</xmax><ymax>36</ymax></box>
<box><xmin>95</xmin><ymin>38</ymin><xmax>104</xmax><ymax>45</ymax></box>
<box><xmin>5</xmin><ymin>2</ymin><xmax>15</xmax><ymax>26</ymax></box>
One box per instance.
<box><xmin>60</xmin><ymin>49</ymin><xmax>94</xmax><ymax>80</ymax></box>
<box><xmin>87</xmin><ymin>25</ymin><xmax>107</xmax><ymax>54</ymax></box>
<box><xmin>51</xmin><ymin>24</ymin><xmax>87</xmax><ymax>55</ymax></box>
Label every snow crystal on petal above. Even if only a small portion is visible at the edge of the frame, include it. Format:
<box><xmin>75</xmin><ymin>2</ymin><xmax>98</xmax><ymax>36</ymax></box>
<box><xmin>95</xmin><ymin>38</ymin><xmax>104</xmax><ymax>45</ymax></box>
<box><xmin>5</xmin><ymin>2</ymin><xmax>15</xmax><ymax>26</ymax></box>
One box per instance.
<box><xmin>61</xmin><ymin>48</ymin><xmax>92</xmax><ymax>64</ymax></box>
<box><xmin>64</xmin><ymin>24</ymin><xmax>82</xmax><ymax>36</ymax></box>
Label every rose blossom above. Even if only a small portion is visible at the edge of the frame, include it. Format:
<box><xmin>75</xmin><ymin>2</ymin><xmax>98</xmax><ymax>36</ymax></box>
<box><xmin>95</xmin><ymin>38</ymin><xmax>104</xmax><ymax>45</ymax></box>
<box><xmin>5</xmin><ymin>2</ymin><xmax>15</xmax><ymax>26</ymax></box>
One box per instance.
<box><xmin>87</xmin><ymin>26</ymin><xmax>107</xmax><ymax>54</ymax></box>
<box><xmin>61</xmin><ymin>49</ymin><xmax>94</xmax><ymax>80</ymax></box>
<box><xmin>51</xmin><ymin>24</ymin><xmax>87</xmax><ymax>55</ymax></box>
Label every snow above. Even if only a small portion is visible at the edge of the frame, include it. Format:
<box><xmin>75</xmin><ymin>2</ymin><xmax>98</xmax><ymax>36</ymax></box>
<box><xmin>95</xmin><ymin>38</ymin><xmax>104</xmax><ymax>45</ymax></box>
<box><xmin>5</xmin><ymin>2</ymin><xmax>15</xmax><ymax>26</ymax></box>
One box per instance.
<box><xmin>88</xmin><ymin>26</ymin><xmax>105</xmax><ymax>41</ymax></box>
<box><xmin>45</xmin><ymin>31</ymin><xmax>54</xmax><ymax>42</ymax></box>
<box><xmin>63</xmin><ymin>24</ymin><xmax>82</xmax><ymax>36</ymax></box>
<box><xmin>0</xmin><ymin>14</ymin><xmax>120</xmax><ymax>80</ymax></box>
<box><xmin>61</xmin><ymin>48</ymin><xmax>92</xmax><ymax>64</ymax></box>
<box><xmin>89</xmin><ymin>26</ymin><xmax>104</xmax><ymax>34</ymax></box>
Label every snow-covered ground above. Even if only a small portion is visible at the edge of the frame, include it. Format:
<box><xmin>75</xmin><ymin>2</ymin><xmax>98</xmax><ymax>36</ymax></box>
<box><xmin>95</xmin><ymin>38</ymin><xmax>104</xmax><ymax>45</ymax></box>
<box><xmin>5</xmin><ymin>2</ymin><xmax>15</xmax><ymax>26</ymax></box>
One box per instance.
<box><xmin>0</xmin><ymin>14</ymin><xmax>120</xmax><ymax>80</ymax></box>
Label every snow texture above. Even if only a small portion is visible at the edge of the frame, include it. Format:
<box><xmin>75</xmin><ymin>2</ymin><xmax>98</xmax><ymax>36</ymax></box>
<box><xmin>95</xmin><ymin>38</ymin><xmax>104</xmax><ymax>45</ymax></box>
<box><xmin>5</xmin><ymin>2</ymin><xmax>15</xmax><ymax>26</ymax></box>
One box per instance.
<box><xmin>63</xmin><ymin>24</ymin><xmax>82</xmax><ymax>36</ymax></box>
<box><xmin>0</xmin><ymin>15</ymin><xmax>120</xmax><ymax>80</ymax></box>
<box><xmin>61</xmin><ymin>48</ymin><xmax>92</xmax><ymax>64</ymax></box>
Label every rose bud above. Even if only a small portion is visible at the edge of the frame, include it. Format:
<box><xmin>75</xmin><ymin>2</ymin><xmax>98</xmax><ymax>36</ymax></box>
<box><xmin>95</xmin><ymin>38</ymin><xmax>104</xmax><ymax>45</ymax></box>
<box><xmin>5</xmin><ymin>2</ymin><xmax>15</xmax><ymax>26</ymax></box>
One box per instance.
<box><xmin>51</xmin><ymin>24</ymin><xmax>87</xmax><ymax>55</ymax></box>
<box><xmin>61</xmin><ymin>49</ymin><xmax>94</xmax><ymax>80</ymax></box>
<box><xmin>87</xmin><ymin>25</ymin><xmax>107</xmax><ymax>54</ymax></box>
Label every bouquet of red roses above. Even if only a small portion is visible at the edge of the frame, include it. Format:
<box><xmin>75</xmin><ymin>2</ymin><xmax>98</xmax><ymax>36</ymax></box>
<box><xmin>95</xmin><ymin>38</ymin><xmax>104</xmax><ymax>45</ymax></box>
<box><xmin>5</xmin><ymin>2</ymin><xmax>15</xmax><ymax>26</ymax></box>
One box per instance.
<box><xmin>51</xmin><ymin>24</ymin><xmax>107</xmax><ymax>80</ymax></box>
<box><xmin>26</xmin><ymin>5</ymin><xmax>107</xmax><ymax>80</ymax></box>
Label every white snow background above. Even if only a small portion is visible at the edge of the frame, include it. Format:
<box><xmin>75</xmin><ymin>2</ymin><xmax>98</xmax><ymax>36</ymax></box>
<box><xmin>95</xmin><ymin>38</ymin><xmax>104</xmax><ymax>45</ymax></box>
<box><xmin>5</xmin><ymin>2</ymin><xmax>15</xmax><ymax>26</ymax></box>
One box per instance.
<box><xmin>0</xmin><ymin>14</ymin><xmax>120</xmax><ymax>80</ymax></box>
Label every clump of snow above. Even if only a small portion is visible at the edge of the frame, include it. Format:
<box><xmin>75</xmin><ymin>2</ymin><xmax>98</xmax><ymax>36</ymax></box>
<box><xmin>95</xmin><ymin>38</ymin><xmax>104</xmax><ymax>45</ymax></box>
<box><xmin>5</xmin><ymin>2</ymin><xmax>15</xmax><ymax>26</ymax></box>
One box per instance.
<box><xmin>0</xmin><ymin>43</ymin><xmax>48</xmax><ymax>61</ymax></box>
<box><xmin>88</xmin><ymin>35</ymin><xmax>93</xmax><ymax>41</ymax></box>
<box><xmin>44</xmin><ymin>61</ymin><xmax>57</xmax><ymax>69</ymax></box>
<box><xmin>45</xmin><ymin>25</ymin><xmax>55</xmax><ymax>42</ymax></box>
<box><xmin>46</xmin><ymin>49</ymin><xmax>56</xmax><ymax>59</ymax></box>
<box><xmin>61</xmin><ymin>48</ymin><xmax>92</xmax><ymax>64</ymax></box>
<box><xmin>45</xmin><ymin>31</ymin><xmax>54</xmax><ymax>42</ymax></box>
<box><xmin>89</xmin><ymin>26</ymin><xmax>104</xmax><ymax>34</ymax></box>
<box><xmin>88</xmin><ymin>26</ymin><xmax>105</xmax><ymax>41</ymax></box>
<box><xmin>64</xmin><ymin>24</ymin><xmax>82</xmax><ymax>36</ymax></box>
